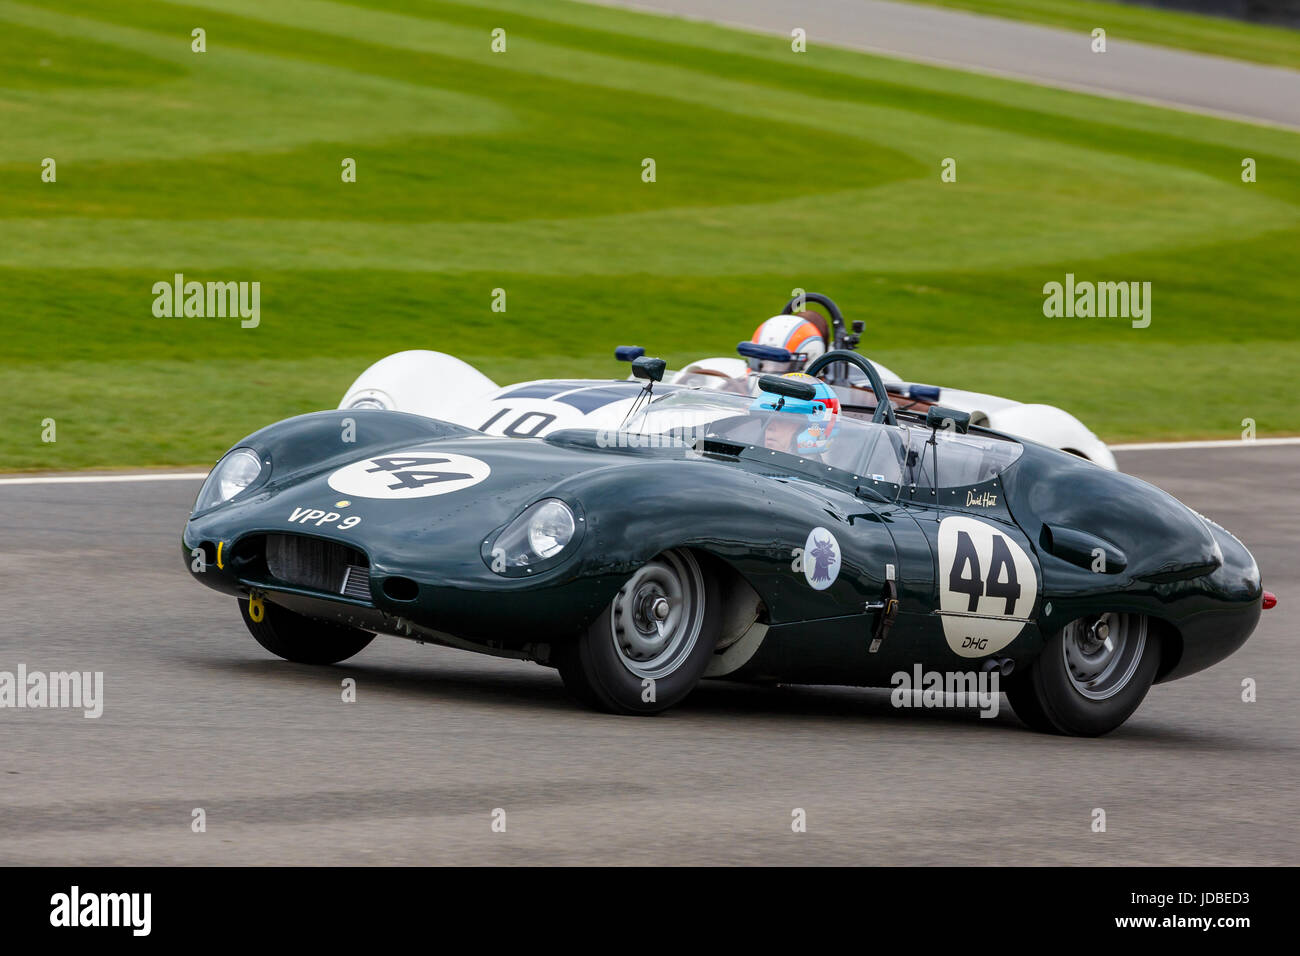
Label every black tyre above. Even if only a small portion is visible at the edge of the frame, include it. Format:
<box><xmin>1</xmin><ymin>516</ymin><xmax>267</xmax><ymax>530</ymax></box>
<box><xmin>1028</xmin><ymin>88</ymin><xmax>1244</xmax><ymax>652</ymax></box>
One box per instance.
<box><xmin>239</xmin><ymin>597</ymin><xmax>375</xmax><ymax>665</ymax></box>
<box><xmin>556</xmin><ymin>549</ymin><xmax>722</xmax><ymax>715</ymax></box>
<box><xmin>1006</xmin><ymin>613</ymin><xmax>1160</xmax><ymax>736</ymax></box>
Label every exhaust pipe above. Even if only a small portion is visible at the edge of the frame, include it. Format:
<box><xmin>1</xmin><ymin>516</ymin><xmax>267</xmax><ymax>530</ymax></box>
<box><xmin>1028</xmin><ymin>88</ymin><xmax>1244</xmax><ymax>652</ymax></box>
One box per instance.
<box><xmin>982</xmin><ymin>657</ymin><xmax>1015</xmax><ymax>677</ymax></box>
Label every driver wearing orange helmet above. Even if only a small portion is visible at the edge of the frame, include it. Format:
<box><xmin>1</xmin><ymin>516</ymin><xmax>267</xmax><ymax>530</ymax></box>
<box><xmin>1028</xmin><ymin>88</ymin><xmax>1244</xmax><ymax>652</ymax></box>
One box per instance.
<box><xmin>746</xmin><ymin>313</ymin><xmax>830</xmax><ymax>375</ymax></box>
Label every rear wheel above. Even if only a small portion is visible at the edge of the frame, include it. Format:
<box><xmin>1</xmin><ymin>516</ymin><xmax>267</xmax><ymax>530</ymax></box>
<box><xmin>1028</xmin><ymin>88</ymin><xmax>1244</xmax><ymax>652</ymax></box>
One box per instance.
<box><xmin>239</xmin><ymin>597</ymin><xmax>375</xmax><ymax>665</ymax></box>
<box><xmin>1006</xmin><ymin>613</ymin><xmax>1159</xmax><ymax>736</ymax></box>
<box><xmin>556</xmin><ymin>549</ymin><xmax>722</xmax><ymax>714</ymax></box>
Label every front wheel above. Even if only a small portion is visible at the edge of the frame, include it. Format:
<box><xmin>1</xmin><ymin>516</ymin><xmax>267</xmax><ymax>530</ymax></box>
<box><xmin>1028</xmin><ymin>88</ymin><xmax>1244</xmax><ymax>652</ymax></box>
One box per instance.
<box><xmin>239</xmin><ymin>597</ymin><xmax>375</xmax><ymax>665</ymax></box>
<box><xmin>1006</xmin><ymin>613</ymin><xmax>1159</xmax><ymax>736</ymax></box>
<box><xmin>556</xmin><ymin>549</ymin><xmax>722</xmax><ymax>715</ymax></box>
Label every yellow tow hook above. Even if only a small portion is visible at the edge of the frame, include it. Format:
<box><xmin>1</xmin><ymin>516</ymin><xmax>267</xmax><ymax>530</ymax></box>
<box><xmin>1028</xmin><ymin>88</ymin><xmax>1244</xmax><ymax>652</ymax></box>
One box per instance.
<box><xmin>248</xmin><ymin>594</ymin><xmax>265</xmax><ymax>623</ymax></box>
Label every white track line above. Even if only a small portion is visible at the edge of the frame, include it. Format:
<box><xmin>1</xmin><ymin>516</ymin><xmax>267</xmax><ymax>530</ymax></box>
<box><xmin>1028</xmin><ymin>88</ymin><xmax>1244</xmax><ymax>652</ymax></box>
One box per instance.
<box><xmin>1111</xmin><ymin>438</ymin><xmax>1300</xmax><ymax>451</ymax></box>
<box><xmin>0</xmin><ymin>472</ymin><xmax>208</xmax><ymax>486</ymax></box>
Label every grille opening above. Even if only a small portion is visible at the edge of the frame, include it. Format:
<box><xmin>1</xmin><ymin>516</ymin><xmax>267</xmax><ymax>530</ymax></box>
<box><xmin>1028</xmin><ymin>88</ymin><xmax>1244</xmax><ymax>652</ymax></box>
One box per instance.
<box><xmin>382</xmin><ymin>576</ymin><xmax>419</xmax><ymax>602</ymax></box>
<box><xmin>265</xmin><ymin>534</ymin><xmax>369</xmax><ymax>596</ymax></box>
<box><xmin>229</xmin><ymin>536</ymin><xmax>270</xmax><ymax>577</ymax></box>
<box><xmin>340</xmin><ymin>566</ymin><xmax>372</xmax><ymax>601</ymax></box>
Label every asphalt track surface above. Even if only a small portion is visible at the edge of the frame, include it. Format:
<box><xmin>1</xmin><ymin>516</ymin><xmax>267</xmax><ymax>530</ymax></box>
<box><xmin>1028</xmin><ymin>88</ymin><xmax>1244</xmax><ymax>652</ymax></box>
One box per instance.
<box><xmin>0</xmin><ymin>444</ymin><xmax>1294</xmax><ymax>865</ymax></box>
<box><xmin>590</xmin><ymin>0</ymin><xmax>1300</xmax><ymax>129</ymax></box>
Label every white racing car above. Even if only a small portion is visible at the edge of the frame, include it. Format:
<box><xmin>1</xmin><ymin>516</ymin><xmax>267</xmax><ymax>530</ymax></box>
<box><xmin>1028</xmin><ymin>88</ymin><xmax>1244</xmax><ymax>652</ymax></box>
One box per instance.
<box><xmin>339</xmin><ymin>293</ymin><xmax>1115</xmax><ymax>470</ymax></box>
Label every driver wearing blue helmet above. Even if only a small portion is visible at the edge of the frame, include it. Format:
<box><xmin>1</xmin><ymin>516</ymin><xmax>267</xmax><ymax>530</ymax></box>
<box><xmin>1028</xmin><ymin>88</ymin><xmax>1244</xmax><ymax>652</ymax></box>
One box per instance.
<box><xmin>750</xmin><ymin>372</ymin><xmax>841</xmax><ymax>459</ymax></box>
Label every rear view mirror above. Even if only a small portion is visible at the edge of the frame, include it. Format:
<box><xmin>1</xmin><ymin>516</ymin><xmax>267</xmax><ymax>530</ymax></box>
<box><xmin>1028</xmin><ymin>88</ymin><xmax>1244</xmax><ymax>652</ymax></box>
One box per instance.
<box><xmin>737</xmin><ymin>341</ymin><xmax>794</xmax><ymax>363</ymax></box>
<box><xmin>757</xmin><ymin>375</ymin><xmax>816</xmax><ymax>401</ymax></box>
<box><xmin>631</xmin><ymin>356</ymin><xmax>666</xmax><ymax>382</ymax></box>
<box><xmin>927</xmin><ymin>406</ymin><xmax>971</xmax><ymax>434</ymax></box>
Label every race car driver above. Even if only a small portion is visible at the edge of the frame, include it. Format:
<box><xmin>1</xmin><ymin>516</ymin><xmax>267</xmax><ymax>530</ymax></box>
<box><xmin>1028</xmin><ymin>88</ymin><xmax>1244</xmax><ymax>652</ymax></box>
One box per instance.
<box><xmin>751</xmin><ymin>372</ymin><xmax>841</xmax><ymax>460</ymax></box>
<box><xmin>746</xmin><ymin>312</ymin><xmax>831</xmax><ymax>374</ymax></box>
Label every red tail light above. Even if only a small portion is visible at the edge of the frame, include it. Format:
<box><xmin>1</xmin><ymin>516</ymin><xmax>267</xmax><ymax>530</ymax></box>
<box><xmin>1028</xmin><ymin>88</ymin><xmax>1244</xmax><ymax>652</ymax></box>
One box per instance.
<box><xmin>1262</xmin><ymin>591</ymin><xmax>1277</xmax><ymax>610</ymax></box>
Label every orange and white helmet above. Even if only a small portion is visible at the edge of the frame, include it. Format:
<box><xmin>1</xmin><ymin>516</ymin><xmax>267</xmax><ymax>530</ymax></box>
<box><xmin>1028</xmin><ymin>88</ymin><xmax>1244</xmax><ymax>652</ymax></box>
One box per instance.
<box><xmin>747</xmin><ymin>314</ymin><xmax>828</xmax><ymax>373</ymax></box>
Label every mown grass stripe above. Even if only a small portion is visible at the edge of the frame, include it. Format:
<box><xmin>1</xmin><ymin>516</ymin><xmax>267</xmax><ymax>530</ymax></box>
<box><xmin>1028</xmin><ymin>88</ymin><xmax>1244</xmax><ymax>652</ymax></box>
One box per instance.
<box><xmin>1</xmin><ymin>0</ymin><xmax>1295</xmax><ymax>468</ymax></box>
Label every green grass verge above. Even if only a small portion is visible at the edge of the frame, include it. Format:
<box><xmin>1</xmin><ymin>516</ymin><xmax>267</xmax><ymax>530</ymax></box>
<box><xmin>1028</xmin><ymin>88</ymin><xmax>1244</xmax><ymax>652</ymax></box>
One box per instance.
<box><xmin>901</xmin><ymin>0</ymin><xmax>1300</xmax><ymax>68</ymax></box>
<box><xmin>1</xmin><ymin>0</ymin><xmax>1297</xmax><ymax>470</ymax></box>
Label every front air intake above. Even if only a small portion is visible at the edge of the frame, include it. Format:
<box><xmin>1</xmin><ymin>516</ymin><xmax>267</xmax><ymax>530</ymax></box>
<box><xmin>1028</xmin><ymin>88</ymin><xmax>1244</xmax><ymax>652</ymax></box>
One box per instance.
<box><xmin>265</xmin><ymin>534</ymin><xmax>369</xmax><ymax>596</ymax></box>
<box><xmin>340</xmin><ymin>566</ymin><xmax>372</xmax><ymax>601</ymax></box>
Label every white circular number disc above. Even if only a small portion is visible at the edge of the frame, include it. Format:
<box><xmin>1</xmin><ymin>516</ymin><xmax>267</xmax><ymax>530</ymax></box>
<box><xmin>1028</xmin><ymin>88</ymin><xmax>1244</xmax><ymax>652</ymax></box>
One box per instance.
<box><xmin>328</xmin><ymin>450</ymin><xmax>491</xmax><ymax>500</ymax></box>
<box><xmin>937</xmin><ymin>515</ymin><xmax>1037</xmax><ymax>657</ymax></box>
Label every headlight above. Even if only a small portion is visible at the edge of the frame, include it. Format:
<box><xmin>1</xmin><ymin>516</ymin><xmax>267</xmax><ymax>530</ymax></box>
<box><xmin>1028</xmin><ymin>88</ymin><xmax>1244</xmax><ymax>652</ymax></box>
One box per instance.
<box><xmin>193</xmin><ymin>447</ymin><xmax>264</xmax><ymax>513</ymax></box>
<box><xmin>487</xmin><ymin>499</ymin><xmax>578</xmax><ymax>574</ymax></box>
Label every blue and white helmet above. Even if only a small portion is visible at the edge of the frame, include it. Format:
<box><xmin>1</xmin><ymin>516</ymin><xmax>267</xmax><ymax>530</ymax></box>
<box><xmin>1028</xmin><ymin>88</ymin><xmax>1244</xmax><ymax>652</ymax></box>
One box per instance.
<box><xmin>751</xmin><ymin>372</ymin><xmax>841</xmax><ymax>455</ymax></box>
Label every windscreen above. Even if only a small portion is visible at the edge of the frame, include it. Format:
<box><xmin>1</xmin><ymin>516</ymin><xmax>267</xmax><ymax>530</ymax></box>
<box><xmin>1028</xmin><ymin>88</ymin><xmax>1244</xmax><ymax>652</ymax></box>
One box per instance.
<box><xmin>618</xmin><ymin>390</ymin><xmax>1022</xmax><ymax>492</ymax></box>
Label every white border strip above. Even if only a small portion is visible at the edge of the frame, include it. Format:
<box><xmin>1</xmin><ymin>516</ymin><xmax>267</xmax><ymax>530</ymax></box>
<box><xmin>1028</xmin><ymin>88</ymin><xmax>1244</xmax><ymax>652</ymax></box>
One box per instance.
<box><xmin>1111</xmin><ymin>437</ymin><xmax>1300</xmax><ymax>451</ymax></box>
<box><xmin>0</xmin><ymin>472</ymin><xmax>207</xmax><ymax>486</ymax></box>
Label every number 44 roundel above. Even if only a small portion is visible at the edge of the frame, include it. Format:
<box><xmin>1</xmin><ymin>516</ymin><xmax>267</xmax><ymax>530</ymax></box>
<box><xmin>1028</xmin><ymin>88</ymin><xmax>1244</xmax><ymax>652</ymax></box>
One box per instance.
<box><xmin>936</xmin><ymin>515</ymin><xmax>1038</xmax><ymax>658</ymax></box>
<box><xmin>328</xmin><ymin>450</ymin><xmax>492</xmax><ymax>499</ymax></box>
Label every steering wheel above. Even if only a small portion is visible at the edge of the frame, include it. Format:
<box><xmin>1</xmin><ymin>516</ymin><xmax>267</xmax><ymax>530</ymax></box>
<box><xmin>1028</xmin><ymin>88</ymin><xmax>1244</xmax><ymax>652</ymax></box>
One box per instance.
<box><xmin>805</xmin><ymin>350</ymin><xmax>898</xmax><ymax>426</ymax></box>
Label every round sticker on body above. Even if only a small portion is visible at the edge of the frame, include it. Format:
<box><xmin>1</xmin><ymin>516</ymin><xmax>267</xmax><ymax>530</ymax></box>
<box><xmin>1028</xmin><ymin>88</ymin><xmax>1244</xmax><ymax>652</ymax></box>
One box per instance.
<box><xmin>803</xmin><ymin>526</ymin><xmax>841</xmax><ymax>590</ymax></box>
<box><xmin>328</xmin><ymin>450</ymin><xmax>491</xmax><ymax>500</ymax></box>
<box><xmin>936</xmin><ymin>515</ymin><xmax>1037</xmax><ymax>657</ymax></box>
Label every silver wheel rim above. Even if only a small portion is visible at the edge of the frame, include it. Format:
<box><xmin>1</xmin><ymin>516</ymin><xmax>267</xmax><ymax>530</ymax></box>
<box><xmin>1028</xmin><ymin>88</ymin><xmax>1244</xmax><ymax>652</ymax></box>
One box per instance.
<box><xmin>611</xmin><ymin>550</ymin><xmax>705</xmax><ymax>680</ymax></box>
<box><xmin>1061</xmin><ymin>613</ymin><xmax>1147</xmax><ymax>701</ymax></box>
